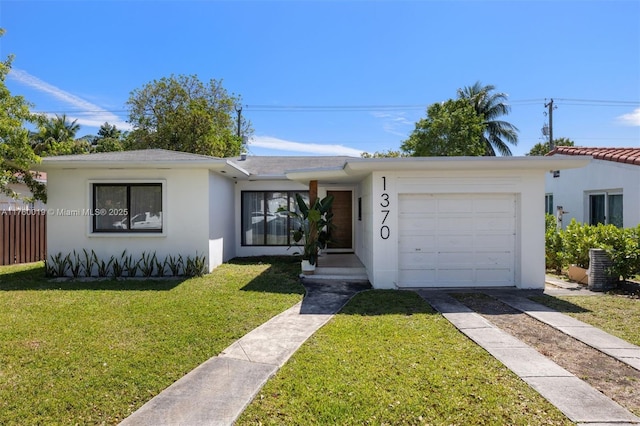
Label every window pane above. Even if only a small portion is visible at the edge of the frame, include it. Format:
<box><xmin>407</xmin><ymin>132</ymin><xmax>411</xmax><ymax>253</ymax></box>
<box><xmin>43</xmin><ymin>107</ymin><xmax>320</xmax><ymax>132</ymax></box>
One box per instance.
<box><xmin>608</xmin><ymin>194</ymin><xmax>623</xmax><ymax>228</ymax></box>
<box><xmin>241</xmin><ymin>191</ymin><xmax>310</xmax><ymax>246</ymax></box>
<box><xmin>95</xmin><ymin>186</ymin><xmax>127</xmax><ymax>230</ymax></box>
<box><xmin>589</xmin><ymin>194</ymin><xmax>605</xmax><ymax>225</ymax></box>
<box><xmin>266</xmin><ymin>192</ymin><xmax>289</xmax><ymax>245</ymax></box>
<box><xmin>242</xmin><ymin>192</ymin><xmax>264</xmax><ymax>245</ymax></box>
<box><xmin>545</xmin><ymin>194</ymin><xmax>553</xmax><ymax>215</ymax></box>
<box><xmin>130</xmin><ymin>185</ymin><xmax>162</xmax><ymax>230</ymax></box>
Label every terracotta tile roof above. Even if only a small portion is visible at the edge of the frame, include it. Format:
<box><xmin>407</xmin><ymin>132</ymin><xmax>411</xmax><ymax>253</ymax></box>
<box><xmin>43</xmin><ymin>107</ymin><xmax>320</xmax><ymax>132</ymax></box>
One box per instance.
<box><xmin>547</xmin><ymin>146</ymin><xmax>640</xmax><ymax>166</ymax></box>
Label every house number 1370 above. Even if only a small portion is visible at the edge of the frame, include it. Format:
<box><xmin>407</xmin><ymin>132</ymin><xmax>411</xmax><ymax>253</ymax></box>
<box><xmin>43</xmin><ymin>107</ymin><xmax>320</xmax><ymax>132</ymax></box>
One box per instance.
<box><xmin>380</xmin><ymin>176</ymin><xmax>390</xmax><ymax>240</ymax></box>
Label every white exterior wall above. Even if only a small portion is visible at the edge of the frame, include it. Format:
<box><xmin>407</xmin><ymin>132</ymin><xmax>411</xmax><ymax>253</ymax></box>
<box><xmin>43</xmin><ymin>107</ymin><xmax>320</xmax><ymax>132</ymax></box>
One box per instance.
<box><xmin>0</xmin><ymin>182</ymin><xmax>46</xmax><ymax>211</ymax></box>
<box><xmin>209</xmin><ymin>172</ymin><xmax>236</xmax><ymax>270</ymax></box>
<box><xmin>356</xmin><ymin>174</ymin><xmax>374</xmax><ymax>282</ymax></box>
<box><xmin>368</xmin><ymin>169</ymin><xmax>545</xmax><ymax>290</ymax></box>
<box><xmin>545</xmin><ymin>160</ymin><xmax>640</xmax><ymax>228</ymax></box>
<box><xmin>234</xmin><ymin>179</ymin><xmax>308</xmax><ymax>257</ymax></box>
<box><xmin>46</xmin><ymin>168</ymin><xmax>211</xmax><ymax>270</ymax></box>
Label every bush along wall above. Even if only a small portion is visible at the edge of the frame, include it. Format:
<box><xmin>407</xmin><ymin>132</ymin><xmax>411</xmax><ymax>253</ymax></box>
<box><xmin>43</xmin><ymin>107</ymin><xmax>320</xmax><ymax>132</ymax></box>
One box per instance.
<box><xmin>545</xmin><ymin>215</ymin><xmax>640</xmax><ymax>283</ymax></box>
<box><xmin>45</xmin><ymin>249</ymin><xmax>208</xmax><ymax>278</ymax></box>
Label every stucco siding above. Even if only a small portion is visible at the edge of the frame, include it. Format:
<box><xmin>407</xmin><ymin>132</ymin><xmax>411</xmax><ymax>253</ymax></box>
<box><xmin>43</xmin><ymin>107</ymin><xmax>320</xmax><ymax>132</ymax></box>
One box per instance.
<box><xmin>356</xmin><ymin>174</ymin><xmax>374</xmax><ymax>283</ymax></box>
<box><xmin>46</xmin><ymin>168</ymin><xmax>211</xmax><ymax>269</ymax></box>
<box><xmin>209</xmin><ymin>172</ymin><xmax>236</xmax><ymax>270</ymax></box>
<box><xmin>545</xmin><ymin>160</ymin><xmax>640</xmax><ymax>228</ymax></box>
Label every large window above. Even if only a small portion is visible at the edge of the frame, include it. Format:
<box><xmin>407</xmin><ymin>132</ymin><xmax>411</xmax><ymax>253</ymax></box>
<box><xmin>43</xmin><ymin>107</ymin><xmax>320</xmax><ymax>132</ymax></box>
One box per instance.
<box><xmin>93</xmin><ymin>183</ymin><xmax>163</xmax><ymax>233</ymax></box>
<box><xmin>588</xmin><ymin>191</ymin><xmax>623</xmax><ymax>228</ymax></box>
<box><xmin>242</xmin><ymin>191</ymin><xmax>308</xmax><ymax>246</ymax></box>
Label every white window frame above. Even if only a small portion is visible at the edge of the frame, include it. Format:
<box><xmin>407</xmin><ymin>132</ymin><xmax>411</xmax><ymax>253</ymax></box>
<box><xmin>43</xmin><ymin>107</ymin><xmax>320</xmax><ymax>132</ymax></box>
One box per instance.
<box><xmin>585</xmin><ymin>190</ymin><xmax>623</xmax><ymax>227</ymax></box>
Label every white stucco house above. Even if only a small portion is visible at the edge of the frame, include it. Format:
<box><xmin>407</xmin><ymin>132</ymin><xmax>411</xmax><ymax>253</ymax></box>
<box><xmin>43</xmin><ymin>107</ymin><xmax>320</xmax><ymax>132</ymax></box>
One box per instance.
<box><xmin>545</xmin><ymin>147</ymin><xmax>640</xmax><ymax>229</ymax></box>
<box><xmin>38</xmin><ymin>149</ymin><xmax>589</xmax><ymax>289</ymax></box>
<box><xmin>0</xmin><ymin>173</ymin><xmax>47</xmax><ymax>211</ymax></box>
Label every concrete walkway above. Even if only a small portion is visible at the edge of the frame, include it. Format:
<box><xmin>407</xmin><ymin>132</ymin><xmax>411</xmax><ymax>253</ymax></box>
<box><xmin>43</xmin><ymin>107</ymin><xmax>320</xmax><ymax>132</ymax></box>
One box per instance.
<box><xmin>489</xmin><ymin>290</ymin><xmax>640</xmax><ymax>372</ymax></box>
<box><xmin>120</xmin><ymin>280</ymin><xmax>369</xmax><ymax>426</ymax></box>
<box><xmin>121</xmin><ymin>278</ymin><xmax>640</xmax><ymax>426</ymax></box>
<box><xmin>416</xmin><ymin>290</ymin><xmax>640</xmax><ymax>425</ymax></box>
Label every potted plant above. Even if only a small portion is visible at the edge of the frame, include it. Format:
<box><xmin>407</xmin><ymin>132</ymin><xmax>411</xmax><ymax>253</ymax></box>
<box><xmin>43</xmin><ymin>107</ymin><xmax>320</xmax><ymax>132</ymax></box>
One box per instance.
<box><xmin>281</xmin><ymin>193</ymin><xmax>334</xmax><ymax>274</ymax></box>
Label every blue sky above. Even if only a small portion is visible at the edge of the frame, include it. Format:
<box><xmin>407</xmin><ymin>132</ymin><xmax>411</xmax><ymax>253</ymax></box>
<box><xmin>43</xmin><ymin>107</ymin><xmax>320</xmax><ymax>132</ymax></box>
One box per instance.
<box><xmin>1</xmin><ymin>0</ymin><xmax>639</xmax><ymax>157</ymax></box>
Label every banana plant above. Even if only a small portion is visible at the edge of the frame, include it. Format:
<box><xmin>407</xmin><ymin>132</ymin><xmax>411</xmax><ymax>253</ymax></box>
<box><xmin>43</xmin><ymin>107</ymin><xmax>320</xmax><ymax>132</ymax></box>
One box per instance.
<box><xmin>281</xmin><ymin>193</ymin><xmax>334</xmax><ymax>266</ymax></box>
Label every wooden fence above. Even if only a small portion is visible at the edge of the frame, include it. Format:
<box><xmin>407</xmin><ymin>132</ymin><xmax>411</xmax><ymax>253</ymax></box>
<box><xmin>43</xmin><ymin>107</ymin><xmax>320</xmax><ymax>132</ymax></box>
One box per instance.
<box><xmin>0</xmin><ymin>211</ymin><xmax>47</xmax><ymax>265</ymax></box>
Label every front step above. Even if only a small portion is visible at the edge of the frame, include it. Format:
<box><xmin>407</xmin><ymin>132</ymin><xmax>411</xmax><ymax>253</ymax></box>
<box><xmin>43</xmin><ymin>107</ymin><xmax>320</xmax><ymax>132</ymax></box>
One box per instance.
<box><xmin>309</xmin><ymin>266</ymin><xmax>369</xmax><ymax>282</ymax></box>
<box><xmin>314</xmin><ymin>266</ymin><xmax>366</xmax><ymax>276</ymax></box>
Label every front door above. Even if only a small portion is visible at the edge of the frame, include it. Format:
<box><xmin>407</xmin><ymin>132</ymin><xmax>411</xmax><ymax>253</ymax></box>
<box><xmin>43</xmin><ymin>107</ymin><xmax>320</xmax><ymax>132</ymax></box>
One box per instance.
<box><xmin>327</xmin><ymin>190</ymin><xmax>353</xmax><ymax>250</ymax></box>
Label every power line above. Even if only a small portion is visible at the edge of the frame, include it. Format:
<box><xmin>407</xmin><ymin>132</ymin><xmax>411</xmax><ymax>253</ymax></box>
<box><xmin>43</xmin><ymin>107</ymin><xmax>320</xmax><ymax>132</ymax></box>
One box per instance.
<box><xmin>554</xmin><ymin>98</ymin><xmax>640</xmax><ymax>105</ymax></box>
<box><xmin>31</xmin><ymin>97</ymin><xmax>639</xmax><ymax>116</ymax></box>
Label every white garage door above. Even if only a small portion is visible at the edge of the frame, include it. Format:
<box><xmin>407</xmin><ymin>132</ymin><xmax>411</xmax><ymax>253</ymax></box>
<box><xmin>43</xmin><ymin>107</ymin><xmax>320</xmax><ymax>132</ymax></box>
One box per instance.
<box><xmin>398</xmin><ymin>193</ymin><xmax>516</xmax><ymax>287</ymax></box>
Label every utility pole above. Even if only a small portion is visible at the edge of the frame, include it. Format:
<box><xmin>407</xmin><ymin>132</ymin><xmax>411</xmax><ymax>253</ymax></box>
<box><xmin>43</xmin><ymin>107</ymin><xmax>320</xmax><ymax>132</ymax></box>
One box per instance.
<box><xmin>545</xmin><ymin>99</ymin><xmax>555</xmax><ymax>150</ymax></box>
<box><xmin>235</xmin><ymin>105</ymin><xmax>242</xmax><ymax>138</ymax></box>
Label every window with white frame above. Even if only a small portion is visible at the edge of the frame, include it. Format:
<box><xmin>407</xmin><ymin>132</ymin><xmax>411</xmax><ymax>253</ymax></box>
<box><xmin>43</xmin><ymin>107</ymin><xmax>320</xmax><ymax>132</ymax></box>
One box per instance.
<box><xmin>92</xmin><ymin>183</ymin><xmax>163</xmax><ymax>233</ymax></box>
<box><xmin>588</xmin><ymin>191</ymin><xmax>623</xmax><ymax>228</ymax></box>
<box><xmin>241</xmin><ymin>191</ymin><xmax>309</xmax><ymax>246</ymax></box>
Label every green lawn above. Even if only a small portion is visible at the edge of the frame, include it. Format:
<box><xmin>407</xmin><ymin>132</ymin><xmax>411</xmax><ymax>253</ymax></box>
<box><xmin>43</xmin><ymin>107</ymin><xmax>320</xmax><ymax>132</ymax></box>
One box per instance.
<box><xmin>0</xmin><ymin>257</ymin><xmax>304</xmax><ymax>425</ymax></box>
<box><xmin>532</xmin><ymin>294</ymin><xmax>640</xmax><ymax>346</ymax></box>
<box><xmin>237</xmin><ymin>290</ymin><xmax>572</xmax><ymax>425</ymax></box>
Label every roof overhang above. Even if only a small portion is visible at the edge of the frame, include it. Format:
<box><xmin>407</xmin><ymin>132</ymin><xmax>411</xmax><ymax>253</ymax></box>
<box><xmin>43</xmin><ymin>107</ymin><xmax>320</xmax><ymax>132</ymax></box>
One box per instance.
<box><xmin>284</xmin><ymin>156</ymin><xmax>593</xmax><ymax>184</ymax></box>
<box><xmin>36</xmin><ymin>157</ymin><xmax>250</xmax><ymax>178</ymax></box>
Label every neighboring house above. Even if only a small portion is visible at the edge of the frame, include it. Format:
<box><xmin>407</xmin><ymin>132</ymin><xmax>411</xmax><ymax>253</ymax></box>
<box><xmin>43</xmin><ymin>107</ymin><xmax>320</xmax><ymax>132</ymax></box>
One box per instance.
<box><xmin>0</xmin><ymin>173</ymin><xmax>47</xmax><ymax>211</ymax></box>
<box><xmin>38</xmin><ymin>149</ymin><xmax>589</xmax><ymax>289</ymax></box>
<box><xmin>546</xmin><ymin>147</ymin><xmax>640</xmax><ymax>229</ymax></box>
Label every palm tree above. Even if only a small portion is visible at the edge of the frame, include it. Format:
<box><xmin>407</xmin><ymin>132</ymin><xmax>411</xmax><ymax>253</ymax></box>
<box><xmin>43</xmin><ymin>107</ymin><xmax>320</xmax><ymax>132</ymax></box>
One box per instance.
<box><xmin>43</xmin><ymin>113</ymin><xmax>80</xmax><ymax>142</ymax></box>
<box><xmin>32</xmin><ymin>114</ymin><xmax>81</xmax><ymax>155</ymax></box>
<box><xmin>457</xmin><ymin>82</ymin><xmax>519</xmax><ymax>156</ymax></box>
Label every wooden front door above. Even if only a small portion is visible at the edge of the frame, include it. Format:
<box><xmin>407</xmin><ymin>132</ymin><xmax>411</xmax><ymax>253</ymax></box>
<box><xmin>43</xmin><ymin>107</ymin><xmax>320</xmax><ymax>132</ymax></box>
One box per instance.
<box><xmin>327</xmin><ymin>190</ymin><xmax>352</xmax><ymax>250</ymax></box>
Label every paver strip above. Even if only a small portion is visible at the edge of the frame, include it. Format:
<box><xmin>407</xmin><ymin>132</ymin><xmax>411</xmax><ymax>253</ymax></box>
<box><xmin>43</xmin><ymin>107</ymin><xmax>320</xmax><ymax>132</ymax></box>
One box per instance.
<box><xmin>491</xmin><ymin>292</ymin><xmax>640</xmax><ymax>372</ymax></box>
<box><xmin>416</xmin><ymin>290</ymin><xmax>640</xmax><ymax>424</ymax></box>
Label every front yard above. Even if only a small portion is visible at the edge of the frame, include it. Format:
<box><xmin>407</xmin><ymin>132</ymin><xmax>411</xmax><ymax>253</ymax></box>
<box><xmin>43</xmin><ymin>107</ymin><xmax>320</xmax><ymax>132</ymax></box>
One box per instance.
<box><xmin>237</xmin><ymin>291</ymin><xmax>572</xmax><ymax>425</ymax></box>
<box><xmin>3</xmin><ymin>256</ymin><xmax>638</xmax><ymax>425</ymax></box>
<box><xmin>0</xmin><ymin>257</ymin><xmax>304</xmax><ymax>424</ymax></box>
<box><xmin>532</xmin><ymin>293</ymin><xmax>640</xmax><ymax>346</ymax></box>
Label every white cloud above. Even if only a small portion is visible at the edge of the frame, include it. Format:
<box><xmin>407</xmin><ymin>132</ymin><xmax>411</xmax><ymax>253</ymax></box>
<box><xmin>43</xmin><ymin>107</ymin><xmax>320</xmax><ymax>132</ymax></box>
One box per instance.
<box><xmin>371</xmin><ymin>111</ymin><xmax>413</xmax><ymax>137</ymax></box>
<box><xmin>248</xmin><ymin>136</ymin><xmax>364</xmax><ymax>156</ymax></box>
<box><xmin>616</xmin><ymin>108</ymin><xmax>640</xmax><ymax>126</ymax></box>
<box><xmin>8</xmin><ymin>68</ymin><xmax>131</xmax><ymax>130</ymax></box>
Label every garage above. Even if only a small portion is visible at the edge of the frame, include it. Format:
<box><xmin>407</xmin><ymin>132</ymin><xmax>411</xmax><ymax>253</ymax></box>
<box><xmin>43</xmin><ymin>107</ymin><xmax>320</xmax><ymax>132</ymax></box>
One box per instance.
<box><xmin>398</xmin><ymin>193</ymin><xmax>516</xmax><ymax>287</ymax></box>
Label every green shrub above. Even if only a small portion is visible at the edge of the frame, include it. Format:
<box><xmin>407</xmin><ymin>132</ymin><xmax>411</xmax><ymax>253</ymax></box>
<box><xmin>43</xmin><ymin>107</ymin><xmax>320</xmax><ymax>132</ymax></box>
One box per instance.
<box><xmin>43</xmin><ymin>250</ymin><xmax>207</xmax><ymax>278</ymax></box>
<box><xmin>545</xmin><ymin>218</ymin><xmax>640</xmax><ymax>282</ymax></box>
<box><xmin>545</xmin><ymin>214</ymin><xmax>563</xmax><ymax>274</ymax></box>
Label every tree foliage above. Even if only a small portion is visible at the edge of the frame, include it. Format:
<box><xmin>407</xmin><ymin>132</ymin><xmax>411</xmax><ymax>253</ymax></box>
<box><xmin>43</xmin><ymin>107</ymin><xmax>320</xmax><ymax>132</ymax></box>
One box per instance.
<box><xmin>361</xmin><ymin>149</ymin><xmax>405</xmax><ymax>158</ymax></box>
<box><xmin>0</xmin><ymin>29</ymin><xmax>46</xmax><ymax>202</ymax></box>
<box><xmin>31</xmin><ymin>113</ymin><xmax>84</xmax><ymax>156</ymax></box>
<box><xmin>126</xmin><ymin>74</ymin><xmax>251</xmax><ymax>157</ymax></box>
<box><xmin>400</xmin><ymin>99</ymin><xmax>485</xmax><ymax>157</ymax></box>
<box><xmin>457</xmin><ymin>81</ymin><xmax>519</xmax><ymax>156</ymax></box>
<box><xmin>527</xmin><ymin>137</ymin><xmax>575</xmax><ymax>156</ymax></box>
<box><xmin>93</xmin><ymin>122</ymin><xmax>125</xmax><ymax>152</ymax></box>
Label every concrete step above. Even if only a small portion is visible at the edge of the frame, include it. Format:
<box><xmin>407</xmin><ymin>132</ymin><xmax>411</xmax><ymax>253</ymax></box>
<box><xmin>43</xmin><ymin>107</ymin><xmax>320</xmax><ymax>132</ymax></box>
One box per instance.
<box><xmin>314</xmin><ymin>266</ymin><xmax>367</xmax><ymax>276</ymax></box>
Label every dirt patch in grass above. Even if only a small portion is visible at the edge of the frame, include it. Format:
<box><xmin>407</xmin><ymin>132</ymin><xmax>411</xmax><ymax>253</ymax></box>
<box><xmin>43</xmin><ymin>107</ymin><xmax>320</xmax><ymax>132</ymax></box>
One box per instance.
<box><xmin>454</xmin><ymin>293</ymin><xmax>640</xmax><ymax>417</ymax></box>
